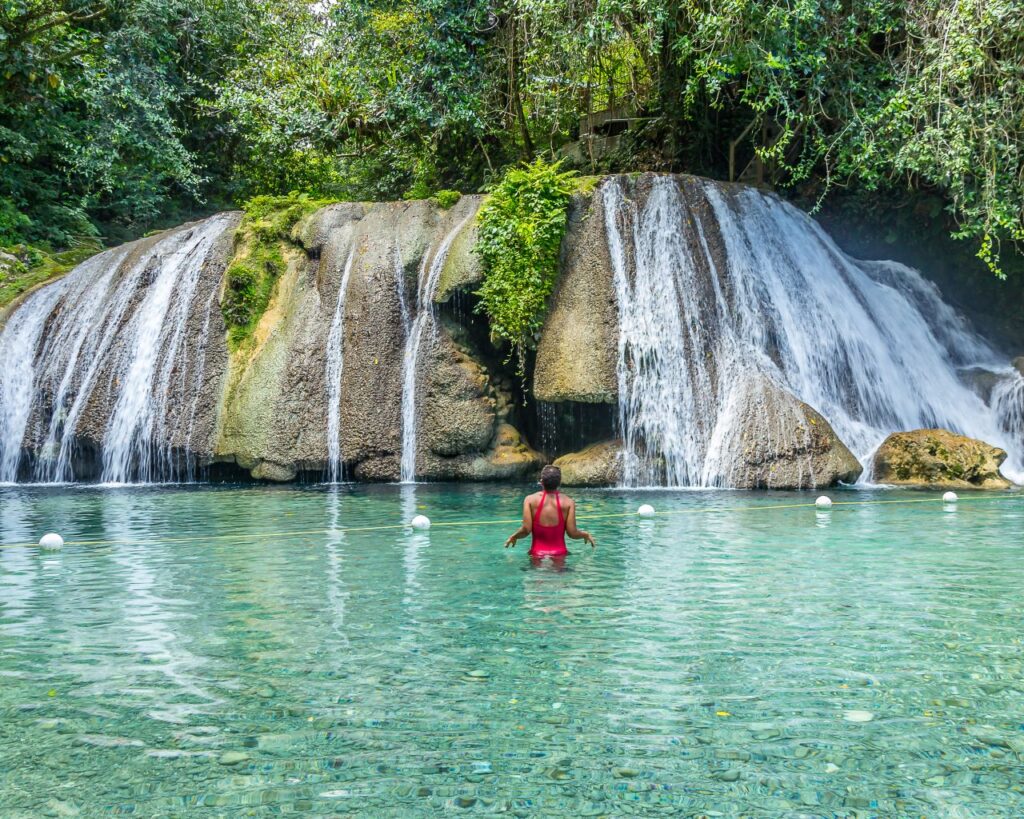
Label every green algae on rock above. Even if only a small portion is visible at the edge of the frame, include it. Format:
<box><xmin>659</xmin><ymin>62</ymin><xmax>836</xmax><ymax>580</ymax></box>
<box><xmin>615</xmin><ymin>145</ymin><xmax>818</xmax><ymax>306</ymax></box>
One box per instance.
<box><xmin>872</xmin><ymin>429</ymin><xmax>1013</xmax><ymax>490</ymax></box>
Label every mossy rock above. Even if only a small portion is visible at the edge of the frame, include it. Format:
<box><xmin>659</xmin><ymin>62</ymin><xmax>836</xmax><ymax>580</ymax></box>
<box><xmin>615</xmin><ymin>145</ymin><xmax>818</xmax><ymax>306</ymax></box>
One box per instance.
<box><xmin>222</xmin><ymin>194</ymin><xmax>339</xmax><ymax>349</ymax></box>
<box><xmin>0</xmin><ymin>242</ymin><xmax>103</xmax><ymax>312</ymax></box>
<box><xmin>872</xmin><ymin>428</ymin><xmax>1013</xmax><ymax>490</ymax></box>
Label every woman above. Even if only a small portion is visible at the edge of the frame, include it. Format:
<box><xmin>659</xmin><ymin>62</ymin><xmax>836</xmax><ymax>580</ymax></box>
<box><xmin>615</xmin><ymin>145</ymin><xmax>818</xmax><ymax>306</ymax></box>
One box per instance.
<box><xmin>504</xmin><ymin>465</ymin><xmax>596</xmax><ymax>558</ymax></box>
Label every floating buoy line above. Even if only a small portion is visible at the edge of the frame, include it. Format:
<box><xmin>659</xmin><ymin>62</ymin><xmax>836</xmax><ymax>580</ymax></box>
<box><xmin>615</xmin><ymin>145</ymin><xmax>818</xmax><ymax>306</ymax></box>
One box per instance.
<box><xmin>2</xmin><ymin>493</ymin><xmax>1020</xmax><ymax>551</ymax></box>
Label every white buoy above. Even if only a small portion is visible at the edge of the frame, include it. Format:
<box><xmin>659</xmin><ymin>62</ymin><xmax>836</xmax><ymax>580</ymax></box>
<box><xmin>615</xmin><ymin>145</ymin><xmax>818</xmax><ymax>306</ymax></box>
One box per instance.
<box><xmin>815</xmin><ymin>496</ymin><xmax>833</xmax><ymax>509</ymax></box>
<box><xmin>38</xmin><ymin>533</ymin><xmax>64</xmax><ymax>550</ymax></box>
<box><xmin>637</xmin><ymin>504</ymin><xmax>655</xmax><ymax>518</ymax></box>
<box><xmin>843</xmin><ymin>709</ymin><xmax>874</xmax><ymax>723</ymax></box>
<box><xmin>942</xmin><ymin>491</ymin><xmax>958</xmax><ymax>503</ymax></box>
<box><xmin>411</xmin><ymin>515</ymin><xmax>431</xmax><ymax>530</ymax></box>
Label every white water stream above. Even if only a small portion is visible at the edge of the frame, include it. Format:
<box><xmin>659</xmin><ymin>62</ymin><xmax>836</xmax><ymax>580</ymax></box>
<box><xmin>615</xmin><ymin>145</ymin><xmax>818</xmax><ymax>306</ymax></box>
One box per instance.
<box><xmin>604</xmin><ymin>176</ymin><xmax>1022</xmax><ymax>486</ymax></box>
<box><xmin>325</xmin><ymin>247</ymin><xmax>358</xmax><ymax>483</ymax></box>
<box><xmin>399</xmin><ymin>210</ymin><xmax>476</xmax><ymax>483</ymax></box>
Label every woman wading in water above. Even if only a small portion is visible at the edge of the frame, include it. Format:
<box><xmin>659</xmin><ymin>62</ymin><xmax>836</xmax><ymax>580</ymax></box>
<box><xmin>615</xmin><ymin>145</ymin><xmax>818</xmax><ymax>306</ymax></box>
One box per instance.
<box><xmin>504</xmin><ymin>465</ymin><xmax>596</xmax><ymax>559</ymax></box>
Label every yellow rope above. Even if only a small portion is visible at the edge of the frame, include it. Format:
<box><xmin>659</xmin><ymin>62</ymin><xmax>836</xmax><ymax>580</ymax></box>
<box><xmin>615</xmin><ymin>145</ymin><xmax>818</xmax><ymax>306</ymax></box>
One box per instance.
<box><xmin>1</xmin><ymin>492</ymin><xmax>1019</xmax><ymax>550</ymax></box>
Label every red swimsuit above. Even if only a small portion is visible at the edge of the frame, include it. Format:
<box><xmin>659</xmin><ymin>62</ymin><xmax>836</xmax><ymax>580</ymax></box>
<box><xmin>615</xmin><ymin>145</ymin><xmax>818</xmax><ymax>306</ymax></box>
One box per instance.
<box><xmin>530</xmin><ymin>491</ymin><xmax>568</xmax><ymax>558</ymax></box>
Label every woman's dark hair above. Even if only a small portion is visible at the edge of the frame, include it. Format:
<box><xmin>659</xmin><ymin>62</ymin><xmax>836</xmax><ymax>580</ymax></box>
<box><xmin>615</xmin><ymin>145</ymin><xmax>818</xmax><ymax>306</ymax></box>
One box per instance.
<box><xmin>540</xmin><ymin>465</ymin><xmax>562</xmax><ymax>491</ymax></box>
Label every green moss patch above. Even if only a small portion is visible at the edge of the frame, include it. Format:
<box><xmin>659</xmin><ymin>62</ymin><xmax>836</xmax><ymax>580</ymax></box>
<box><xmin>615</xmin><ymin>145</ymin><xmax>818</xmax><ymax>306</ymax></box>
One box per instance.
<box><xmin>223</xmin><ymin>193</ymin><xmax>337</xmax><ymax>349</ymax></box>
<box><xmin>0</xmin><ymin>243</ymin><xmax>102</xmax><ymax>310</ymax></box>
<box><xmin>430</xmin><ymin>189</ymin><xmax>462</xmax><ymax>209</ymax></box>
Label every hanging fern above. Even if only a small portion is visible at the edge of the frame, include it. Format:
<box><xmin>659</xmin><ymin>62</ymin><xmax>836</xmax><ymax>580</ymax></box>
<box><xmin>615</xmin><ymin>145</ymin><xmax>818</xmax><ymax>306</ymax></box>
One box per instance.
<box><xmin>474</xmin><ymin>159</ymin><xmax>577</xmax><ymax>373</ymax></box>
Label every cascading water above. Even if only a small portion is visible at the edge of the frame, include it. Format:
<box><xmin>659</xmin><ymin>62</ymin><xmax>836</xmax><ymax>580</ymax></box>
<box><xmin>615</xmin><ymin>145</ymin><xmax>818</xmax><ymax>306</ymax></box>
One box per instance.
<box><xmin>325</xmin><ymin>247</ymin><xmax>358</xmax><ymax>483</ymax></box>
<box><xmin>604</xmin><ymin>175</ymin><xmax>1023</xmax><ymax>486</ymax></box>
<box><xmin>0</xmin><ymin>273</ymin><xmax>71</xmax><ymax>482</ymax></box>
<box><xmin>102</xmin><ymin>217</ymin><xmax>234</xmax><ymax>483</ymax></box>
<box><xmin>0</xmin><ymin>215</ymin><xmax>235</xmax><ymax>483</ymax></box>
<box><xmin>399</xmin><ymin>210</ymin><xmax>476</xmax><ymax>483</ymax></box>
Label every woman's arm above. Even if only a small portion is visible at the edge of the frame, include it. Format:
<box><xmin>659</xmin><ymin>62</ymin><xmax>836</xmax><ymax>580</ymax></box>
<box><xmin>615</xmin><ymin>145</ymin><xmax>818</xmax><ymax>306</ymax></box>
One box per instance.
<box><xmin>565</xmin><ymin>500</ymin><xmax>596</xmax><ymax>548</ymax></box>
<box><xmin>504</xmin><ymin>497</ymin><xmax>533</xmax><ymax>548</ymax></box>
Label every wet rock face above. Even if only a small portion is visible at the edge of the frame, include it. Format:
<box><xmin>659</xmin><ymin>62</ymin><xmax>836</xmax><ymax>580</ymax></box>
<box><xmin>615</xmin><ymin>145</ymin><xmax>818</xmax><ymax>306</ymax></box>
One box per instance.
<box><xmin>215</xmin><ymin>197</ymin><xmax>537</xmax><ymax>482</ymax></box>
<box><xmin>533</xmin><ymin>189</ymin><xmax>619</xmax><ymax>403</ymax></box>
<box><xmin>415</xmin><ymin>317</ymin><xmax>543</xmax><ymax>481</ymax></box>
<box><xmin>715</xmin><ymin>374</ymin><xmax>863</xmax><ymax>490</ymax></box>
<box><xmin>872</xmin><ymin>429</ymin><xmax>1012</xmax><ymax>490</ymax></box>
<box><xmin>553</xmin><ymin>440</ymin><xmax>623</xmax><ymax>487</ymax></box>
<box><xmin>215</xmin><ymin>204</ymin><xmax>369</xmax><ymax>481</ymax></box>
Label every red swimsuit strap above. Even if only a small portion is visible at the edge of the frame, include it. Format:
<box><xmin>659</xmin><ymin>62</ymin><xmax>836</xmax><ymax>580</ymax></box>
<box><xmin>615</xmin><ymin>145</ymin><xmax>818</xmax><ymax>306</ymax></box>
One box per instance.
<box><xmin>534</xmin><ymin>491</ymin><xmax>563</xmax><ymax>528</ymax></box>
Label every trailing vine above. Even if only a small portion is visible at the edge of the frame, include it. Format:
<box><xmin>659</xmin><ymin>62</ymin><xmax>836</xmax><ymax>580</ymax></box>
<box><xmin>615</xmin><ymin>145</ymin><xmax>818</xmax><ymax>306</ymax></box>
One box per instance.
<box><xmin>474</xmin><ymin>159</ymin><xmax>577</xmax><ymax>373</ymax></box>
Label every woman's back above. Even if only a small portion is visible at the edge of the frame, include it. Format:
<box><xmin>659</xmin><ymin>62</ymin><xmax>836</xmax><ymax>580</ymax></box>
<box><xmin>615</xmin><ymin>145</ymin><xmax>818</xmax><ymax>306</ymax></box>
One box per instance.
<box><xmin>530</xmin><ymin>490</ymin><xmax>567</xmax><ymax>527</ymax></box>
<box><xmin>529</xmin><ymin>489</ymin><xmax>567</xmax><ymax>557</ymax></box>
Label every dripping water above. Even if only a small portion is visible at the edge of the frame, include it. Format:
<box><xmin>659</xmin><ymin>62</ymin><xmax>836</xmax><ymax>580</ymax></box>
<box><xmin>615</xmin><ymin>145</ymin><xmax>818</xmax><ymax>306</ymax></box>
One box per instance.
<box><xmin>399</xmin><ymin>209</ymin><xmax>476</xmax><ymax>483</ymax></box>
<box><xmin>325</xmin><ymin>247</ymin><xmax>358</xmax><ymax>483</ymax></box>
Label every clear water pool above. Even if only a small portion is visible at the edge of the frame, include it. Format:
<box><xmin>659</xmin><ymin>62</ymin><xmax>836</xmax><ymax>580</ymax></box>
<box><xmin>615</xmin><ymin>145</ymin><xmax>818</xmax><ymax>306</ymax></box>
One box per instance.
<box><xmin>1</xmin><ymin>484</ymin><xmax>1023</xmax><ymax>815</ymax></box>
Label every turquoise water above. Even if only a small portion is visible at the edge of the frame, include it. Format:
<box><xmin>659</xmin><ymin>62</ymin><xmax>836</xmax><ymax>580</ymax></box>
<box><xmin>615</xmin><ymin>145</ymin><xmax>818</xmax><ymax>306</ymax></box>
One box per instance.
<box><xmin>1</xmin><ymin>484</ymin><xmax>1023</xmax><ymax>816</ymax></box>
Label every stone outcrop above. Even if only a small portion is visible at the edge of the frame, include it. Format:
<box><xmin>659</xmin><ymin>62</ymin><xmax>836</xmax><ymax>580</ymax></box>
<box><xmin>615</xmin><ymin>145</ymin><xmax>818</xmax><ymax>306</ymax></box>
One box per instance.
<box><xmin>1013</xmin><ymin>356</ymin><xmax>1024</xmax><ymax>377</ymax></box>
<box><xmin>713</xmin><ymin>374</ymin><xmax>863</xmax><ymax>489</ymax></box>
<box><xmin>434</xmin><ymin>215</ymin><xmax>483</xmax><ymax>303</ymax></box>
<box><xmin>214</xmin><ymin>196</ymin><xmax>538</xmax><ymax>481</ymax></box>
<box><xmin>215</xmin><ymin>203</ymin><xmax>369</xmax><ymax>480</ymax></box>
<box><xmin>554</xmin><ymin>440</ymin><xmax>622</xmax><ymax>486</ymax></box>
<box><xmin>872</xmin><ymin>429</ymin><xmax>1012</xmax><ymax>490</ymax></box>
<box><xmin>533</xmin><ymin>188</ymin><xmax>619</xmax><ymax>403</ymax></box>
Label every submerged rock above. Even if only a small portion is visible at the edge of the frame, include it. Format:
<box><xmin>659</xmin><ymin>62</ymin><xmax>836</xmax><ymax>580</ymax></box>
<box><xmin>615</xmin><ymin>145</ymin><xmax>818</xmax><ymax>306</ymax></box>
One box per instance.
<box><xmin>553</xmin><ymin>440</ymin><xmax>623</xmax><ymax>487</ymax></box>
<box><xmin>872</xmin><ymin>429</ymin><xmax>1012</xmax><ymax>489</ymax></box>
<box><xmin>713</xmin><ymin>374</ymin><xmax>863</xmax><ymax>489</ymax></box>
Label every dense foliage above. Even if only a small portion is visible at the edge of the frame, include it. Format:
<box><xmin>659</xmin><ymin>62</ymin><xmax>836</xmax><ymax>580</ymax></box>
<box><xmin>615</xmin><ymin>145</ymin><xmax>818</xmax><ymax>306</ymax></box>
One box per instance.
<box><xmin>475</xmin><ymin>160</ymin><xmax>577</xmax><ymax>371</ymax></box>
<box><xmin>2</xmin><ymin>0</ymin><xmax>1022</xmax><ymax>275</ymax></box>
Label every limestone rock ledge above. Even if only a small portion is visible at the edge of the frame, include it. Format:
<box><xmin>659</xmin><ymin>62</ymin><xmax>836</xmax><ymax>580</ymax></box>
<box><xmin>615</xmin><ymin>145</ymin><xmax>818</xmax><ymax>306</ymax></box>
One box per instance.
<box><xmin>871</xmin><ymin>428</ymin><xmax>1013</xmax><ymax>490</ymax></box>
<box><xmin>554</xmin><ymin>440</ymin><xmax>623</xmax><ymax>487</ymax></box>
<box><xmin>533</xmin><ymin>187</ymin><xmax>619</xmax><ymax>403</ymax></box>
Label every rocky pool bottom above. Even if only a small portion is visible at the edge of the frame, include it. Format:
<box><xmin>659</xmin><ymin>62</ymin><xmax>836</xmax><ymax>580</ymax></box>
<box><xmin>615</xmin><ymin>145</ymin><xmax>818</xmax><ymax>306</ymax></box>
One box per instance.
<box><xmin>1</xmin><ymin>483</ymin><xmax>1022</xmax><ymax>815</ymax></box>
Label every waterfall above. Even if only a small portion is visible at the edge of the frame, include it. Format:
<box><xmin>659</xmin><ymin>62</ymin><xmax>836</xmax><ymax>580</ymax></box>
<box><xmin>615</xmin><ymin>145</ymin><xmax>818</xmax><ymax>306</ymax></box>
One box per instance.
<box><xmin>0</xmin><ymin>274</ymin><xmax>70</xmax><ymax>482</ymax></box>
<box><xmin>399</xmin><ymin>210</ymin><xmax>476</xmax><ymax>483</ymax></box>
<box><xmin>993</xmin><ymin>374</ymin><xmax>1024</xmax><ymax>467</ymax></box>
<box><xmin>604</xmin><ymin>176</ymin><xmax>1021</xmax><ymax>486</ymax></box>
<box><xmin>325</xmin><ymin>247</ymin><xmax>357</xmax><ymax>483</ymax></box>
<box><xmin>0</xmin><ymin>216</ymin><xmax>234</xmax><ymax>483</ymax></box>
<box><xmin>102</xmin><ymin>217</ymin><xmax>232</xmax><ymax>483</ymax></box>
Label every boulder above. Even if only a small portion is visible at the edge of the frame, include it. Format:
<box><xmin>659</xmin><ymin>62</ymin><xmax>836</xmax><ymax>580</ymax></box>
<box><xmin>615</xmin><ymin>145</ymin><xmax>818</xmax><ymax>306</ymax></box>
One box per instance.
<box><xmin>533</xmin><ymin>188</ymin><xmax>619</xmax><ymax>403</ymax></box>
<box><xmin>713</xmin><ymin>374</ymin><xmax>863</xmax><ymax>489</ymax></box>
<box><xmin>554</xmin><ymin>440</ymin><xmax>623</xmax><ymax>487</ymax></box>
<box><xmin>1013</xmin><ymin>356</ymin><xmax>1024</xmax><ymax>378</ymax></box>
<box><xmin>959</xmin><ymin>367</ymin><xmax>1004</xmax><ymax>403</ymax></box>
<box><xmin>871</xmin><ymin>429</ymin><xmax>1012</xmax><ymax>490</ymax></box>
